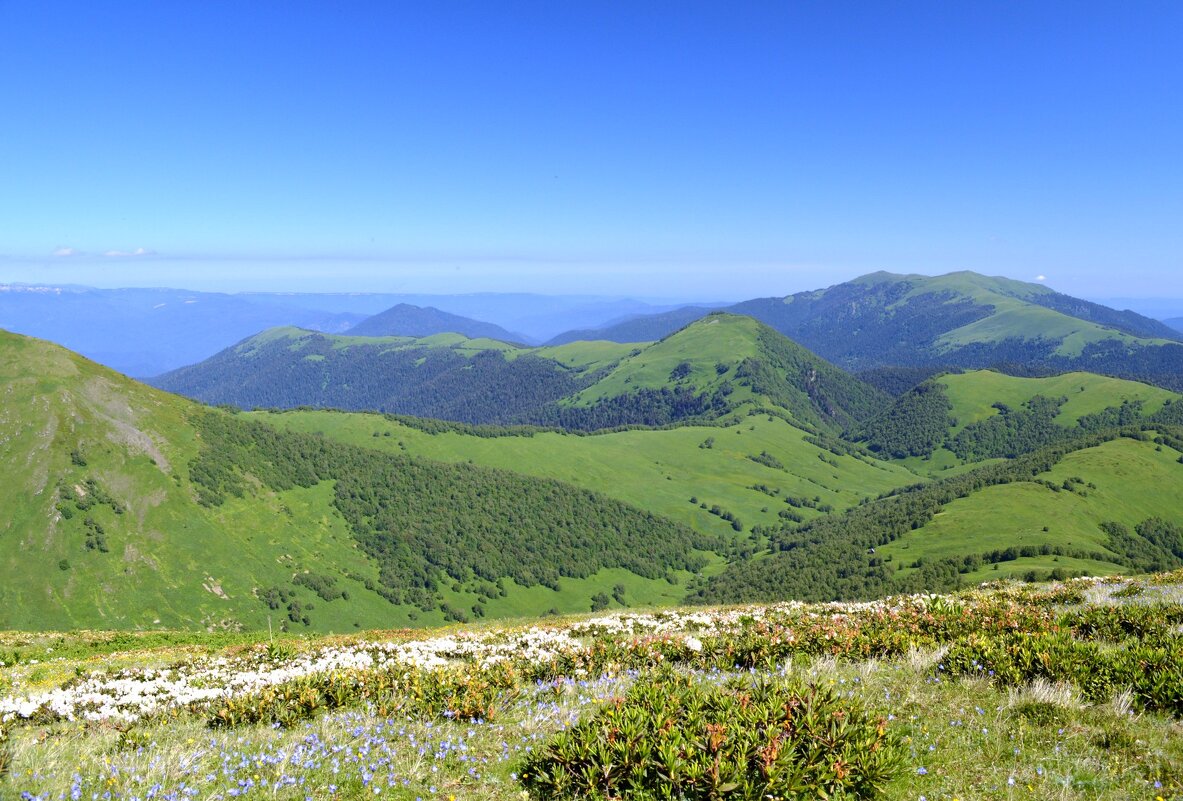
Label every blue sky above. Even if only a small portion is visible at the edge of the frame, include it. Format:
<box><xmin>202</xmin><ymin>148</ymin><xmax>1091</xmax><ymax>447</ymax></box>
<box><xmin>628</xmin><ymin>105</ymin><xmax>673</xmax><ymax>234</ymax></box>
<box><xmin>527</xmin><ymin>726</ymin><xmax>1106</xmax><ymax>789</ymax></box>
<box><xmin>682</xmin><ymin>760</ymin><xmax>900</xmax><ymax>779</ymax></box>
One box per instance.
<box><xmin>0</xmin><ymin>1</ymin><xmax>1179</xmax><ymax>300</ymax></box>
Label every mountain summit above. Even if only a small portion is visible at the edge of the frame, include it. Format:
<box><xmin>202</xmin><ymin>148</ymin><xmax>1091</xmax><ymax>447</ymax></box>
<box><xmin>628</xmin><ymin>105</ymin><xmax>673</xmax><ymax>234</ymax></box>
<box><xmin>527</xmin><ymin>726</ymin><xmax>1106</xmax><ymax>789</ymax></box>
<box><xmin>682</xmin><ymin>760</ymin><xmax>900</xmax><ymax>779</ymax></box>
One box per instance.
<box><xmin>346</xmin><ymin>303</ymin><xmax>526</xmax><ymax>342</ymax></box>
<box><xmin>548</xmin><ymin>271</ymin><xmax>1183</xmax><ymax>389</ymax></box>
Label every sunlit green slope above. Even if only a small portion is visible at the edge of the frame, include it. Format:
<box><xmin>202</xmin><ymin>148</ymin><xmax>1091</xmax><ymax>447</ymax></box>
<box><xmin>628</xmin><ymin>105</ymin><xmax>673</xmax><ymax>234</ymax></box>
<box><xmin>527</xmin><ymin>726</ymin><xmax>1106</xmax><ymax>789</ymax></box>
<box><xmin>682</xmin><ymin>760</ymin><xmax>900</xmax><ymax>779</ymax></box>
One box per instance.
<box><xmin>940</xmin><ymin>370</ymin><xmax>1176</xmax><ymax>433</ymax></box>
<box><xmin>0</xmin><ymin>330</ymin><xmax>721</xmax><ymax>631</ymax></box>
<box><xmin>154</xmin><ymin>313</ymin><xmax>890</xmax><ymax>431</ymax></box>
<box><xmin>883</xmin><ymin>435</ymin><xmax>1183</xmax><ymax>581</ymax></box>
<box><xmin>0</xmin><ymin>330</ymin><xmax>390</xmax><ymax>631</ymax></box>
<box><xmin>695</xmin><ymin>427</ymin><xmax>1183</xmax><ymax>605</ymax></box>
<box><xmin>250</xmin><ymin>408</ymin><xmax>920</xmax><ymax>541</ymax></box>
<box><xmin>857</xmin><ymin>368</ymin><xmax>1181</xmax><ymax>472</ymax></box>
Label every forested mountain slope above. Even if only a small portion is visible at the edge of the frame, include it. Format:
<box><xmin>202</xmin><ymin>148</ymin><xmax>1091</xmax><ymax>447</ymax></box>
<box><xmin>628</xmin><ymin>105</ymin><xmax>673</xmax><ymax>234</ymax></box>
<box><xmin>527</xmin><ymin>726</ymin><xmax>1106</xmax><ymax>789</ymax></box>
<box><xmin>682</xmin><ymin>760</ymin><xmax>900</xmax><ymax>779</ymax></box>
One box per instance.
<box><xmin>152</xmin><ymin>314</ymin><xmax>891</xmax><ymax>432</ymax></box>
<box><xmin>0</xmin><ymin>329</ymin><xmax>718</xmax><ymax>631</ymax></box>
<box><xmin>252</xmin><ymin>407</ymin><xmax>920</xmax><ymax>544</ymax></box>
<box><xmin>695</xmin><ymin>425</ymin><xmax>1183</xmax><ymax>605</ymax></box>
<box><xmin>546</xmin><ymin>271</ymin><xmax>1183</xmax><ymax>389</ymax></box>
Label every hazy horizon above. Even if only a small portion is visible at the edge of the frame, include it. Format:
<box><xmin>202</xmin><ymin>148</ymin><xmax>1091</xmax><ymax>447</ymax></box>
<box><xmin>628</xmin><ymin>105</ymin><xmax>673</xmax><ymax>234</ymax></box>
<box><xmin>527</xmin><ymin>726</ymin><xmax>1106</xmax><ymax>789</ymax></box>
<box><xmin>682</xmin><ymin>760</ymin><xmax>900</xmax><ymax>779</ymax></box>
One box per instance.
<box><xmin>0</xmin><ymin>267</ymin><xmax>1178</xmax><ymax>316</ymax></box>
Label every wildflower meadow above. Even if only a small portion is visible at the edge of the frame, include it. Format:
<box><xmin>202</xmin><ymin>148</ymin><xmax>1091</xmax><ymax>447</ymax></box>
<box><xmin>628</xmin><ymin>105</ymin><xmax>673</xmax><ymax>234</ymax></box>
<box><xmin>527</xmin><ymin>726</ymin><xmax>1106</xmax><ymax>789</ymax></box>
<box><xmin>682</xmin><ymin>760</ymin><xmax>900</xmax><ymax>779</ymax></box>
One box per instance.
<box><xmin>2</xmin><ymin>574</ymin><xmax>1182</xmax><ymax>800</ymax></box>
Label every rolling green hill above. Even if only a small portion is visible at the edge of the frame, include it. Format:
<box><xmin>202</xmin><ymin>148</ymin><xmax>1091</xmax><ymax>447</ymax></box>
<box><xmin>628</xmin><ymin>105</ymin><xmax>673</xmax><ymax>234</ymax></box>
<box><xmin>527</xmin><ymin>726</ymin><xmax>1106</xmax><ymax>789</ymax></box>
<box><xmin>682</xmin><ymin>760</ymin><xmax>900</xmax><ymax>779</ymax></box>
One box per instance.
<box><xmin>546</xmin><ymin>271</ymin><xmax>1183</xmax><ymax>389</ymax></box>
<box><xmin>695</xmin><ymin>426</ymin><xmax>1183</xmax><ymax>605</ymax></box>
<box><xmin>152</xmin><ymin>313</ymin><xmax>890</xmax><ymax>432</ymax></box>
<box><xmin>0</xmin><ymin>329</ymin><xmax>724</xmax><ymax>631</ymax></box>
<box><xmin>857</xmin><ymin>369</ymin><xmax>1181</xmax><ymax>468</ymax></box>
<box><xmin>880</xmin><ymin>435</ymin><xmax>1183</xmax><ymax>582</ymax></box>
<box><xmin>8</xmin><ymin>324</ymin><xmax>1183</xmax><ymax>633</ymax></box>
<box><xmin>249</xmin><ymin>406</ymin><xmax>921</xmax><ymax>544</ymax></box>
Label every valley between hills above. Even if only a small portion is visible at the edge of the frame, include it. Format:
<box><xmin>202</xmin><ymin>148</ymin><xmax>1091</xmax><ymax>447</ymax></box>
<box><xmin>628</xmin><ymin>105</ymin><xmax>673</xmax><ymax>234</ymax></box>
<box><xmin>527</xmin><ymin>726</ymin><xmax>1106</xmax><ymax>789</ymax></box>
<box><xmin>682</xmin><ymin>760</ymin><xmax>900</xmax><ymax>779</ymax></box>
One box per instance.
<box><xmin>3</xmin><ymin>271</ymin><xmax>1183</xmax><ymax>633</ymax></box>
<box><xmin>3</xmin><ymin>271</ymin><xmax>1183</xmax><ymax>800</ymax></box>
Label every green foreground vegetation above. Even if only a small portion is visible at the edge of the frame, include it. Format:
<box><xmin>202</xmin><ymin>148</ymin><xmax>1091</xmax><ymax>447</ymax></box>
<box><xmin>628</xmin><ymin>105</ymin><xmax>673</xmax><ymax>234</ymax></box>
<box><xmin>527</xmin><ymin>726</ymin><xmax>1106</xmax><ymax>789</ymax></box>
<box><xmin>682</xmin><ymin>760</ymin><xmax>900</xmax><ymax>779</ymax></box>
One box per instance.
<box><xmin>2</xmin><ymin>574</ymin><xmax>1183</xmax><ymax>800</ymax></box>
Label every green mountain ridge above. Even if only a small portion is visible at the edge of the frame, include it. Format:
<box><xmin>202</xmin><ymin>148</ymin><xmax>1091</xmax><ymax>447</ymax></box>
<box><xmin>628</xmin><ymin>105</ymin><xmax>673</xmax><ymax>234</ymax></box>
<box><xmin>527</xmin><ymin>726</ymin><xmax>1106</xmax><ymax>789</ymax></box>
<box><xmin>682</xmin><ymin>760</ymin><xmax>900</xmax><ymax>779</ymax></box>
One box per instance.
<box><xmin>548</xmin><ymin>271</ymin><xmax>1183</xmax><ymax>389</ymax></box>
<box><xmin>152</xmin><ymin>313</ymin><xmax>890</xmax><ymax>432</ymax></box>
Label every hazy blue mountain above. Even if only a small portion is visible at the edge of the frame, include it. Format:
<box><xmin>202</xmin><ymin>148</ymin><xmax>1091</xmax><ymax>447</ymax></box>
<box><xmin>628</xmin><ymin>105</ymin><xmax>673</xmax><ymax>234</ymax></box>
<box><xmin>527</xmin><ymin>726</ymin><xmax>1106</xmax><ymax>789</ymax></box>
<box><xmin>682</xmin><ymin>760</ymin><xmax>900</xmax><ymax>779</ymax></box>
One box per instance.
<box><xmin>1164</xmin><ymin>317</ymin><xmax>1183</xmax><ymax>333</ymax></box>
<box><xmin>0</xmin><ymin>284</ymin><xmax>364</xmax><ymax>377</ymax></box>
<box><xmin>0</xmin><ymin>284</ymin><xmax>720</xmax><ymax>375</ymax></box>
<box><xmin>346</xmin><ymin>304</ymin><xmax>525</xmax><ymax>342</ymax></box>
<box><xmin>545</xmin><ymin>305</ymin><xmax>717</xmax><ymax>345</ymax></box>
<box><xmin>244</xmin><ymin>292</ymin><xmax>711</xmax><ymax>341</ymax></box>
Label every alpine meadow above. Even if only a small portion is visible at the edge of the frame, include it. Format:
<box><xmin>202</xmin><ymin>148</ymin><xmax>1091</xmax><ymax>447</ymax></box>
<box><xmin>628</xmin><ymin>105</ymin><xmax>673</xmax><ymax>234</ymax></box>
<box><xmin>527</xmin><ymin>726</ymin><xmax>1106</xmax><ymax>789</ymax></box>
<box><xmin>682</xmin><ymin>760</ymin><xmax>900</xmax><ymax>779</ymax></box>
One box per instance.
<box><xmin>3</xmin><ymin>4</ymin><xmax>1183</xmax><ymax>801</ymax></box>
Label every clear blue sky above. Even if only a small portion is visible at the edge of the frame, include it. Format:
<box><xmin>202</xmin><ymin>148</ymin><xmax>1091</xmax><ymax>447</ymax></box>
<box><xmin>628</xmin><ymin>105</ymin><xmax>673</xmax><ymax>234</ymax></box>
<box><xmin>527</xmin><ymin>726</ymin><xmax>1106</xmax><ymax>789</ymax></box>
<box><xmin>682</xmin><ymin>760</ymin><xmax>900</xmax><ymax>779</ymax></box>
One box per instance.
<box><xmin>0</xmin><ymin>1</ymin><xmax>1179</xmax><ymax>300</ymax></box>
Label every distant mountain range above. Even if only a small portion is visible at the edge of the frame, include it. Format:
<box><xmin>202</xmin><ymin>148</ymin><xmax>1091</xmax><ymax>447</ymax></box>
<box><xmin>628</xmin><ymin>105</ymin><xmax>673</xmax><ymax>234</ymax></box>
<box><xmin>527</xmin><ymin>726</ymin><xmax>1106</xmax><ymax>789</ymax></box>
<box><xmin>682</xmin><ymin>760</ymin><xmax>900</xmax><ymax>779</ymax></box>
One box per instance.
<box><xmin>151</xmin><ymin>314</ymin><xmax>887</xmax><ymax>432</ymax></box>
<box><xmin>0</xmin><ymin>285</ymin><xmax>704</xmax><ymax>376</ymax></box>
<box><xmin>345</xmin><ymin>303</ymin><xmax>527</xmax><ymax>342</ymax></box>
<box><xmin>546</xmin><ymin>271</ymin><xmax>1183</xmax><ymax>390</ymax></box>
<box><xmin>152</xmin><ymin>272</ymin><xmax>1183</xmax><ymax>424</ymax></box>
<box><xmin>6</xmin><ymin>273</ymin><xmax>1181</xmax><ymax>386</ymax></box>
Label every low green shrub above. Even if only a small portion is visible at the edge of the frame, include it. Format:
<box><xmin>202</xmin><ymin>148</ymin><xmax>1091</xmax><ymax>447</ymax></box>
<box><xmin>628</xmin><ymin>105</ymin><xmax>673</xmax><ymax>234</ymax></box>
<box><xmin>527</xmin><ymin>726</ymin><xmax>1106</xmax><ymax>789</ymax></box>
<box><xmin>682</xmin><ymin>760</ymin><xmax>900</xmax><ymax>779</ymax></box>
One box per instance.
<box><xmin>519</xmin><ymin>670</ymin><xmax>903</xmax><ymax>800</ymax></box>
<box><xmin>942</xmin><ymin>631</ymin><xmax>1183</xmax><ymax>715</ymax></box>
<box><xmin>1067</xmin><ymin>603</ymin><xmax>1183</xmax><ymax>642</ymax></box>
<box><xmin>207</xmin><ymin>663</ymin><xmax>521</xmax><ymax>728</ymax></box>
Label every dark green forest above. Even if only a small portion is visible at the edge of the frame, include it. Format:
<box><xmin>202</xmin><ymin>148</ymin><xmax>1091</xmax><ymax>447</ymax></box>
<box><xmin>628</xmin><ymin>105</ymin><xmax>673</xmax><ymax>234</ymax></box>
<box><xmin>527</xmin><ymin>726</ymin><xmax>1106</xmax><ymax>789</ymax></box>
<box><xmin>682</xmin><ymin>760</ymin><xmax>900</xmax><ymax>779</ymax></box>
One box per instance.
<box><xmin>158</xmin><ymin>334</ymin><xmax>592</xmax><ymax>424</ymax></box>
<box><xmin>855</xmin><ymin>380</ymin><xmax>953</xmax><ymax>458</ymax></box>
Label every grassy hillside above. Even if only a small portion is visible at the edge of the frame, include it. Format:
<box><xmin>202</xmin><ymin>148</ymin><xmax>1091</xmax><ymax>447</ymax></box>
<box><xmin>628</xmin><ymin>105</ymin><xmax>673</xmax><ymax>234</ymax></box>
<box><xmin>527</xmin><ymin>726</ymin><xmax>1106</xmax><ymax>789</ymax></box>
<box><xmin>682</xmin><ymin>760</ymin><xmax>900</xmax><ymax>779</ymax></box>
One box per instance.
<box><xmin>940</xmin><ymin>370</ymin><xmax>1176</xmax><ymax>434</ymax></box>
<box><xmin>857</xmin><ymin>368</ymin><xmax>1180</xmax><ymax>471</ymax></box>
<box><xmin>544</xmin><ymin>271</ymin><xmax>1183</xmax><ymax>390</ymax></box>
<box><xmin>250</xmin><ymin>407</ymin><xmax>920</xmax><ymax>541</ymax></box>
<box><xmin>903</xmin><ymin>272</ymin><xmax>1173</xmax><ymax>356</ymax></box>
<box><xmin>0</xmin><ymin>330</ymin><xmax>393</xmax><ymax>631</ymax></box>
<box><xmin>0</xmin><ymin>329</ymin><xmax>725</xmax><ymax>632</ymax></box>
<box><xmin>154</xmin><ymin>313</ymin><xmax>890</xmax><ymax>431</ymax></box>
<box><xmin>696</xmin><ymin>425</ymin><xmax>1183</xmax><ymax>605</ymax></box>
<box><xmin>882</xmin><ymin>435</ymin><xmax>1183</xmax><ymax>581</ymax></box>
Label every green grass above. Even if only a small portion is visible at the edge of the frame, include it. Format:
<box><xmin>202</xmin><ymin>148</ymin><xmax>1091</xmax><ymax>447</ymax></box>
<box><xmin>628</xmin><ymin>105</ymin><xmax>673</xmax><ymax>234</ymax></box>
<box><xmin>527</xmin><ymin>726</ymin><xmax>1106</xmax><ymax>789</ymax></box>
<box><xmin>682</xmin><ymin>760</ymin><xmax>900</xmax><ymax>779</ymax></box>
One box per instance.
<box><xmin>882</xmin><ymin>436</ymin><xmax>1183</xmax><ymax>571</ymax></box>
<box><xmin>565</xmin><ymin>314</ymin><xmax>763</xmax><ymax>406</ymax></box>
<box><xmin>3</xmin><ymin>329</ymin><xmax>748</xmax><ymax>633</ymax></box>
<box><xmin>859</xmin><ymin>271</ymin><xmax>1173</xmax><ymax>356</ymax></box>
<box><xmin>251</xmin><ymin>408</ymin><xmax>921</xmax><ymax>540</ymax></box>
<box><xmin>438</xmin><ymin>564</ymin><xmax>713</xmax><ymax>621</ymax></box>
<box><xmin>940</xmin><ymin>370</ymin><xmax>1175</xmax><ymax>435</ymax></box>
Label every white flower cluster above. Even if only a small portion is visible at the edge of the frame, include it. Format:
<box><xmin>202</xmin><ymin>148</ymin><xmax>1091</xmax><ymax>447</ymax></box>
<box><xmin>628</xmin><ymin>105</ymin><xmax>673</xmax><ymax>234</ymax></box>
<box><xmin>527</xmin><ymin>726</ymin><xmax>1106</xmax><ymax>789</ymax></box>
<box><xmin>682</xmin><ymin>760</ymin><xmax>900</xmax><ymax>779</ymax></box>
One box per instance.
<box><xmin>0</xmin><ymin>625</ymin><xmax>583</xmax><ymax>725</ymax></box>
